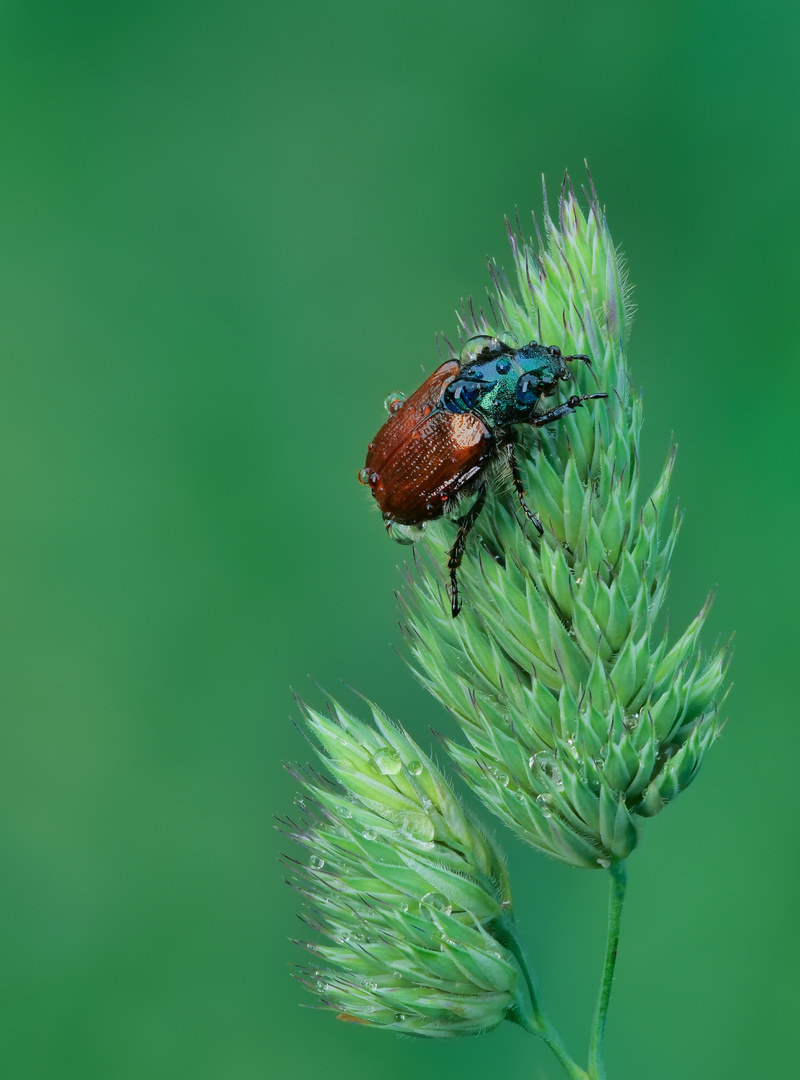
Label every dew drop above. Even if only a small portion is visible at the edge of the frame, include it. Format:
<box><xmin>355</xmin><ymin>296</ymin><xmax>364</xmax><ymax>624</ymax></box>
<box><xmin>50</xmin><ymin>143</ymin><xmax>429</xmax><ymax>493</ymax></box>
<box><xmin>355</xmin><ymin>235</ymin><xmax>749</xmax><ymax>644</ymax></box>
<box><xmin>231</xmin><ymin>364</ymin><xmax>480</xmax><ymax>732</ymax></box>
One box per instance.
<box><xmin>309</xmin><ymin>855</ymin><xmax>325</xmax><ymax>869</ymax></box>
<box><xmin>407</xmin><ymin>760</ymin><xmax>423</xmax><ymax>776</ymax></box>
<box><xmin>384</xmin><ymin>391</ymin><xmax>406</xmax><ymax>415</ymax></box>
<box><xmin>419</xmin><ymin>795</ymin><xmax>433</xmax><ymax>811</ymax></box>
<box><xmin>396</xmin><ymin>810</ymin><xmax>434</xmax><ymax>843</ymax></box>
<box><xmin>339</xmin><ymin>806</ymin><xmax>352</xmax><ymax>819</ymax></box>
<box><xmin>399</xmin><ymin>902</ymin><xmax>409</xmax><ymax>913</ymax></box>
<box><xmin>420</xmin><ymin>892</ymin><xmax>453</xmax><ymax>915</ymax></box>
<box><xmin>597</xmin><ymin>857</ymin><xmax>611</xmax><ymax>869</ymax></box>
<box><xmin>394</xmin><ymin>1012</ymin><xmax>408</xmax><ymax>1022</ymax></box>
<box><xmin>386</xmin><ymin>520</ymin><xmax>426</xmax><ymax>545</ymax></box>
<box><xmin>363</xmin><ymin>979</ymin><xmax>378</xmax><ymax>991</ymax></box>
<box><xmin>371</xmin><ymin>748</ymin><xmax>402</xmax><ymax>775</ymax></box>
<box><xmin>357</xmin><ymin>467</ymin><xmax>371</xmax><ymax>486</ymax></box>
<box><xmin>490</xmin><ymin>766</ymin><xmax>510</xmax><ymax>787</ymax></box>
<box><xmin>362</xmin><ymin>829</ymin><xmax>378</xmax><ymax>841</ymax></box>
<box><xmin>392</xmin><ymin>971</ymin><xmax>402</xmax><ymax>980</ymax></box>
<box><xmin>316</xmin><ymin>980</ymin><xmax>329</xmax><ymax>993</ymax></box>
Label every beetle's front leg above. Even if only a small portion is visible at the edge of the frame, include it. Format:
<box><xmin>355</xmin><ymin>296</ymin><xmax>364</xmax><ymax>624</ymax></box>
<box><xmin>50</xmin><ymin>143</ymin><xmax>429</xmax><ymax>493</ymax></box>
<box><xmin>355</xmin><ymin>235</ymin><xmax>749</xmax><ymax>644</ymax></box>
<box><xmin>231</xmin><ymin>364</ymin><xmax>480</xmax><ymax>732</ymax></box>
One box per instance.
<box><xmin>532</xmin><ymin>392</ymin><xmax>608</xmax><ymax>428</ymax></box>
<box><xmin>505</xmin><ymin>441</ymin><xmax>544</xmax><ymax>536</ymax></box>
<box><xmin>447</xmin><ymin>484</ymin><xmax>488</xmax><ymax>618</ymax></box>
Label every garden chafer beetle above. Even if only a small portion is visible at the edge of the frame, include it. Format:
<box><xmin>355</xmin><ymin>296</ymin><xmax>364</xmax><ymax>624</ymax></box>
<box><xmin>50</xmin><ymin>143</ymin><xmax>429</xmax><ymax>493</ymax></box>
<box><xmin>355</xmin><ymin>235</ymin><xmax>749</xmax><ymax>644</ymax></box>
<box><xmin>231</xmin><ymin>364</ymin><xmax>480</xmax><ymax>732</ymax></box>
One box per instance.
<box><xmin>359</xmin><ymin>335</ymin><xmax>607</xmax><ymax>617</ymax></box>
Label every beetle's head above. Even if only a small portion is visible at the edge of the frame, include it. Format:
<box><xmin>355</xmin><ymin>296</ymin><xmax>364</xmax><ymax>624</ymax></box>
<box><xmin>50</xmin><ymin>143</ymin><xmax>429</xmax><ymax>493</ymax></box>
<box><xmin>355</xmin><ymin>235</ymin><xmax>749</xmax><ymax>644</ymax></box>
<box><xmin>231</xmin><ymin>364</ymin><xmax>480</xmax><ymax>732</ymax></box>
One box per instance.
<box><xmin>513</xmin><ymin>344</ymin><xmax>567</xmax><ymax>404</ymax></box>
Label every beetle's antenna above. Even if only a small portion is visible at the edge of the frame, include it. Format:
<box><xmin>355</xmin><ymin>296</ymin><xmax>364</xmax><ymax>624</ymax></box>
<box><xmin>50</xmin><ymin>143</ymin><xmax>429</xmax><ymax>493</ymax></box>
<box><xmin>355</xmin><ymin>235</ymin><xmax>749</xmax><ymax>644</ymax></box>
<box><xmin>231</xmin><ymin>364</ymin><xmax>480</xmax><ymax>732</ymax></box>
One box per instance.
<box><xmin>564</xmin><ymin>353</ymin><xmax>593</xmax><ymax>368</ymax></box>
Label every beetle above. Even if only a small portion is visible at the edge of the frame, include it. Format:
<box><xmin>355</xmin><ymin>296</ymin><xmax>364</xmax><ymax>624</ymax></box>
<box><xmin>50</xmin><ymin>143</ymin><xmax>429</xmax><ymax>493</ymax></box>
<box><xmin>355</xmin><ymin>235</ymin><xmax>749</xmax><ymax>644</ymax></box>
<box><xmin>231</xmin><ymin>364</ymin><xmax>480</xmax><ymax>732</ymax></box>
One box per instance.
<box><xmin>359</xmin><ymin>335</ymin><xmax>607</xmax><ymax>617</ymax></box>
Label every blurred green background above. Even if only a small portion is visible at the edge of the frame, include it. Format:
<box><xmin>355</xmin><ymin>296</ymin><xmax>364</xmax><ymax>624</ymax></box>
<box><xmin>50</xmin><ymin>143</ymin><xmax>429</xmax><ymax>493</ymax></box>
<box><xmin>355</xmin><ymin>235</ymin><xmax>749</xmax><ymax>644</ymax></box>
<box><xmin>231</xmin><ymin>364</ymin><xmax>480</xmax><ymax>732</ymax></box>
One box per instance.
<box><xmin>0</xmin><ymin>1</ymin><xmax>798</xmax><ymax>1077</ymax></box>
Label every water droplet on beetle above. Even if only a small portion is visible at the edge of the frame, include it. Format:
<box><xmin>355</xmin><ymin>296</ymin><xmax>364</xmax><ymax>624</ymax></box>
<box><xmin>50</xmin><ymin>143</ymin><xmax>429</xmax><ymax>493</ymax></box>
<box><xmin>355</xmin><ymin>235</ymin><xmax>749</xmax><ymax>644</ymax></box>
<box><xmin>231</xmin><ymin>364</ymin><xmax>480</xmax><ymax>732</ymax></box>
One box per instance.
<box><xmin>371</xmin><ymin>748</ymin><xmax>402</xmax><ymax>775</ymax></box>
<box><xmin>357</xmin><ymin>467</ymin><xmax>371</xmax><ymax>486</ymax></box>
<box><xmin>384</xmin><ymin>391</ymin><xmax>406</xmax><ymax>415</ymax></box>
<box><xmin>407</xmin><ymin>760</ymin><xmax>423</xmax><ymax>776</ymax></box>
<box><xmin>309</xmin><ymin>855</ymin><xmax>325</xmax><ymax>869</ymax></box>
<box><xmin>496</xmin><ymin>358</ymin><xmax>512</xmax><ymax>374</ymax></box>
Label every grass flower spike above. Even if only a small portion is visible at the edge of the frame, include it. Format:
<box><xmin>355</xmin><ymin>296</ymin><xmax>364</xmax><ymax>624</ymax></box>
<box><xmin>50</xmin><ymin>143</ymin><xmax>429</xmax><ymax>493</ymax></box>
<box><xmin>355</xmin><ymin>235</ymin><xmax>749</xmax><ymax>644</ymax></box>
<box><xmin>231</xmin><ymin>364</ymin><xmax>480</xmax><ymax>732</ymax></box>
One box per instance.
<box><xmin>404</xmin><ymin>178</ymin><xmax>728</xmax><ymax>869</ymax></box>
<box><xmin>283</xmin><ymin>173</ymin><xmax>730</xmax><ymax>1078</ymax></box>
<box><xmin>283</xmin><ymin>697</ymin><xmax>525</xmax><ymax>1037</ymax></box>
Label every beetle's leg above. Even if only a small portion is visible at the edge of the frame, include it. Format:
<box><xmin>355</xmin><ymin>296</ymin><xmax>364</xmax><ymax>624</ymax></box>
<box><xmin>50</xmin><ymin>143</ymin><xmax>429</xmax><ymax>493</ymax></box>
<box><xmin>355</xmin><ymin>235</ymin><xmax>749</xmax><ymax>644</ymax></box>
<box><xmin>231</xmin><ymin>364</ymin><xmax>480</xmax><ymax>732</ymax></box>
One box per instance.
<box><xmin>506</xmin><ymin>441</ymin><xmax>544</xmax><ymax>536</ymax></box>
<box><xmin>447</xmin><ymin>484</ymin><xmax>488</xmax><ymax>618</ymax></box>
<box><xmin>532</xmin><ymin>392</ymin><xmax>608</xmax><ymax>428</ymax></box>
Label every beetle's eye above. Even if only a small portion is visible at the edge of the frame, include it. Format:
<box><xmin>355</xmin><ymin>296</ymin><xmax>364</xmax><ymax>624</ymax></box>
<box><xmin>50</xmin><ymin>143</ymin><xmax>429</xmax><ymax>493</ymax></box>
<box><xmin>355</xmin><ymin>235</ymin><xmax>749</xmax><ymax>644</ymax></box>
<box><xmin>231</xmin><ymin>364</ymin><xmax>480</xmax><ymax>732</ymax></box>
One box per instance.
<box><xmin>515</xmin><ymin>373</ymin><xmax>540</xmax><ymax>406</ymax></box>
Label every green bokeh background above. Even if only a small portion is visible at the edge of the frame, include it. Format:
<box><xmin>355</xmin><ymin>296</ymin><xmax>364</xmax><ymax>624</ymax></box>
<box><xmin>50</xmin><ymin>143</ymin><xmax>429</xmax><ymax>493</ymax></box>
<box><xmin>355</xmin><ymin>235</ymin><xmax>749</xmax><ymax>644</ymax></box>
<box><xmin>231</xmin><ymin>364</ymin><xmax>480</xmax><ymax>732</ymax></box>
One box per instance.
<box><xmin>1</xmin><ymin>1</ymin><xmax>798</xmax><ymax>1077</ymax></box>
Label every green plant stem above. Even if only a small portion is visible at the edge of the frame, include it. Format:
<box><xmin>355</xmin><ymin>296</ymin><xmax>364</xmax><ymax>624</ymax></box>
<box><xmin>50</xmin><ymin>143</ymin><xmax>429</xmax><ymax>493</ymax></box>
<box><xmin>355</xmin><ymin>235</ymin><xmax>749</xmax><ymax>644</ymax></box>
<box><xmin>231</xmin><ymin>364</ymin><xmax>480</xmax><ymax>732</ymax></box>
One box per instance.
<box><xmin>501</xmin><ymin>913</ymin><xmax>589</xmax><ymax>1080</ymax></box>
<box><xmin>588</xmin><ymin>861</ymin><xmax>627</xmax><ymax>1080</ymax></box>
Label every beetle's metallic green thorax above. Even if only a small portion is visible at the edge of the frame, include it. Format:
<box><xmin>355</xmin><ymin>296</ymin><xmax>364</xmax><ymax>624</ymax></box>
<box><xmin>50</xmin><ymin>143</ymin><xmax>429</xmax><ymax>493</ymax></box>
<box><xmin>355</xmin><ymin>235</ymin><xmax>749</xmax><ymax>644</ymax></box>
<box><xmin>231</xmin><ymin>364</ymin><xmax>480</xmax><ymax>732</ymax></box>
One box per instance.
<box><xmin>442</xmin><ymin>340</ymin><xmax>569</xmax><ymax>429</ymax></box>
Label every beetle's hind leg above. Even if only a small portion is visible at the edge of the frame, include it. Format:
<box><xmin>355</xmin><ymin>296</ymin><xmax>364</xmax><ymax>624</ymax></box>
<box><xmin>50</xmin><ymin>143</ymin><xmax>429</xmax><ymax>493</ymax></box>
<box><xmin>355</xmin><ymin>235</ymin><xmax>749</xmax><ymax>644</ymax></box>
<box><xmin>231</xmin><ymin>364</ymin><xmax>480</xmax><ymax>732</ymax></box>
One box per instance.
<box><xmin>505</xmin><ymin>441</ymin><xmax>544</xmax><ymax>537</ymax></box>
<box><xmin>447</xmin><ymin>484</ymin><xmax>488</xmax><ymax>618</ymax></box>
